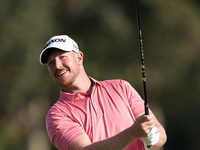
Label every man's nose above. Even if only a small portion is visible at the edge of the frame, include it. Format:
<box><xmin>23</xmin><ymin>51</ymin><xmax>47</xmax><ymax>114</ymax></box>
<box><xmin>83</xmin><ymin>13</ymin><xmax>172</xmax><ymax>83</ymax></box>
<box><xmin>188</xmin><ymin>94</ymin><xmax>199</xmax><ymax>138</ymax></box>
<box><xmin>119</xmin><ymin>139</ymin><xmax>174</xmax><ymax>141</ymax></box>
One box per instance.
<box><xmin>55</xmin><ymin>59</ymin><xmax>63</xmax><ymax>69</ymax></box>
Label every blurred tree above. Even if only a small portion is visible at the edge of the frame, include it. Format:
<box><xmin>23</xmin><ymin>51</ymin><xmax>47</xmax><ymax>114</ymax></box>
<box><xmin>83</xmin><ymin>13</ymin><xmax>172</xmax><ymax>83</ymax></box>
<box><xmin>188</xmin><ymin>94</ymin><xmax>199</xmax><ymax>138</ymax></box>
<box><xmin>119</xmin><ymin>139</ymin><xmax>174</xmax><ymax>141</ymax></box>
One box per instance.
<box><xmin>0</xmin><ymin>0</ymin><xmax>58</xmax><ymax>149</ymax></box>
<box><xmin>0</xmin><ymin>0</ymin><xmax>200</xmax><ymax>150</ymax></box>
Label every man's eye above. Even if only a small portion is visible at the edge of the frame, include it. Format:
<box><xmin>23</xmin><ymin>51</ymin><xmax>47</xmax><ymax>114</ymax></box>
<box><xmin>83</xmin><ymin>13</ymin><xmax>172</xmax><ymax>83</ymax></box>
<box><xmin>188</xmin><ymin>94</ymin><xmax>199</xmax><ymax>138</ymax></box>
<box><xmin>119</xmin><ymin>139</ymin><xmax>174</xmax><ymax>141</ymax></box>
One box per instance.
<box><xmin>61</xmin><ymin>56</ymin><xmax>66</xmax><ymax>59</ymax></box>
<box><xmin>48</xmin><ymin>61</ymin><xmax>54</xmax><ymax>66</ymax></box>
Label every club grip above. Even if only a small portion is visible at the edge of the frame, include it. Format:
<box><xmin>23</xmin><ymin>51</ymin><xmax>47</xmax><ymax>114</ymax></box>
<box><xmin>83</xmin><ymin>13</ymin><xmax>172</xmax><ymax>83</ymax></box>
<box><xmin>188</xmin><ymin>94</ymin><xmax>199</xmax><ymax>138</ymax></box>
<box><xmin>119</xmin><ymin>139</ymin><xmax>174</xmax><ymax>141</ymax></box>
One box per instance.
<box><xmin>145</xmin><ymin>102</ymin><xmax>149</xmax><ymax>115</ymax></box>
<box><xmin>145</xmin><ymin>104</ymin><xmax>152</xmax><ymax>148</ymax></box>
<box><xmin>147</xmin><ymin>145</ymin><xmax>153</xmax><ymax>149</ymax></box>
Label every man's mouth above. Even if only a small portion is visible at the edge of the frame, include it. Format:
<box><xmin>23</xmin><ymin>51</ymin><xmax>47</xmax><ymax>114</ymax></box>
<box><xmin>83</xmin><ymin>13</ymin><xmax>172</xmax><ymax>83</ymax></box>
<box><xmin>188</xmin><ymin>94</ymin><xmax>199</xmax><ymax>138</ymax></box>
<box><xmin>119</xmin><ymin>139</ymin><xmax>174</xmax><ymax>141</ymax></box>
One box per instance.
<box><xmin>57</xmin><ymin>70</ymin><xmax>67</xmax><ymax>77</ymax></box>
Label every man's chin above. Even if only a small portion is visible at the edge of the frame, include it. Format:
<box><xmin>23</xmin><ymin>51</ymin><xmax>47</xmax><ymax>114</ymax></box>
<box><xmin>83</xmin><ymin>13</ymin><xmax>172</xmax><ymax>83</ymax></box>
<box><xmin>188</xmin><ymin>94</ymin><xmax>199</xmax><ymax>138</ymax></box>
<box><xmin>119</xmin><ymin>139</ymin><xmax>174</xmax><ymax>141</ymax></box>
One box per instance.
<box><xmin>57</xmin><ymin>80</ymin><xmax>73</xmax><ymax>88</ymax></box>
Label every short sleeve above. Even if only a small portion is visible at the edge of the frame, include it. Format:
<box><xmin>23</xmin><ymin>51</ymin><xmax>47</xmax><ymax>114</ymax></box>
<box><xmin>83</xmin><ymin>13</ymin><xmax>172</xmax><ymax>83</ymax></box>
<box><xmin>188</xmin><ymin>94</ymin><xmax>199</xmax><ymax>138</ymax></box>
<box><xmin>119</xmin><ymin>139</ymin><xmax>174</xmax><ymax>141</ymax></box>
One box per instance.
<box><xmin>46</xmin><ymin>105</ymin><xmax>85</xmax><ymax>150</ymax></box>
<box><xmin>123</xmin><ymin>81</ymin><xmax>146</xmax><ymax>117</ymax></box>
<box><xmin>123</xmin><ymin>81</ymin><xmax>154</xmax><ymax>118</ymax></box>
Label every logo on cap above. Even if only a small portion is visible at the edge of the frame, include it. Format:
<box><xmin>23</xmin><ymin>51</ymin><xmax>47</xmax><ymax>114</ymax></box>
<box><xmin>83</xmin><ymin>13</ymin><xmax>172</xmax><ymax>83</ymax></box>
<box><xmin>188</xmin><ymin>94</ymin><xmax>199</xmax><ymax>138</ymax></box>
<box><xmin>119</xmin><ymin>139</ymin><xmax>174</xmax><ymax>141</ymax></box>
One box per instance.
<box><xmin>44</xmin><ymin>38</ymin><xmax>66</xmax><ymax>49</ymax></box>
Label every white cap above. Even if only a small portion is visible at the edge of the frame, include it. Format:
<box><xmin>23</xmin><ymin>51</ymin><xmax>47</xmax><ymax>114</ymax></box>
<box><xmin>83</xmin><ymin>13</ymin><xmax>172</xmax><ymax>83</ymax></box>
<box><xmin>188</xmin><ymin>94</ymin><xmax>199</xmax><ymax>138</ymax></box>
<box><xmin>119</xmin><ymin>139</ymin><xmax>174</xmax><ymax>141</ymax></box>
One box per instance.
<box><xmin>39</xmin><ymin>35</ymin><xmax>79</xmax><ymax>64</ymax></box>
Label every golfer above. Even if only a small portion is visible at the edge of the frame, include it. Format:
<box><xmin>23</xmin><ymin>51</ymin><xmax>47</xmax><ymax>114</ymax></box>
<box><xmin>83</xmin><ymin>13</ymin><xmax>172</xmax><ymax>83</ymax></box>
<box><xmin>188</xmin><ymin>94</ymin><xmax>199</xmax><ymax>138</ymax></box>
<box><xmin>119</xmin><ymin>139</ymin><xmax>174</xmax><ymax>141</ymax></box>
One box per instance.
<box><xmin>40</xmin><ymin>35</ymin><xmax>167</xmax><ymax>150</ymax></box>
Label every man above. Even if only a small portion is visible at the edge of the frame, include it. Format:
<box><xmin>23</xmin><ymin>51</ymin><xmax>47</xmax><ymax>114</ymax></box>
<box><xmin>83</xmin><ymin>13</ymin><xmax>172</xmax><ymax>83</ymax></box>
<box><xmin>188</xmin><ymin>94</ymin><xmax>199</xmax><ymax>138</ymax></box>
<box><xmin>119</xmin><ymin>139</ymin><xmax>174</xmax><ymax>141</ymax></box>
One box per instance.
<box><xmin>40</xmin><ymin>35</ymin><xmax>167</xmax><ymax>150</ymax></box>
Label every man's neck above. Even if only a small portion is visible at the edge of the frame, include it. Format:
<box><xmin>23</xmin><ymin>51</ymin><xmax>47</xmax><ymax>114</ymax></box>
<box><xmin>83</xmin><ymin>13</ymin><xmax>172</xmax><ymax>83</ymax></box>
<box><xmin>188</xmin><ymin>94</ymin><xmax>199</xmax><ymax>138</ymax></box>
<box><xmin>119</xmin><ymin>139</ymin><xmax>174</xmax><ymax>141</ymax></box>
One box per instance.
<box><xmin>63</xmin><ymin>76</ymin><xmax>92</xmax><ymax>94</ymax></box>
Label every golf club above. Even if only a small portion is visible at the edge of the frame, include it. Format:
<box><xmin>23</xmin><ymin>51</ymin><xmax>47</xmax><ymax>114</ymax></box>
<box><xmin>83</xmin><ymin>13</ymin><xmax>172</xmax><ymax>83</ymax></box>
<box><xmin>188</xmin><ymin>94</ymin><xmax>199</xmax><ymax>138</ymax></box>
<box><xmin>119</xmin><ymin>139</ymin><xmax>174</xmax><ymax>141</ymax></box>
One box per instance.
<box><xmin>135</xmin><ymin>0</ymin><xmax>152</xmax><ymax>148</ymax></box>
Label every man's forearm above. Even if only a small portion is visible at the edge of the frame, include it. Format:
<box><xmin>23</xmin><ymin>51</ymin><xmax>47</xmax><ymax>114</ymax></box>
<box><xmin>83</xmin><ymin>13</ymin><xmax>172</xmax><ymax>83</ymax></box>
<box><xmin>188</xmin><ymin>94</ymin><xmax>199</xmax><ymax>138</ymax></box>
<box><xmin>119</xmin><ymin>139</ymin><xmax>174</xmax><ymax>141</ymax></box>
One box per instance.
<box><xmin>82</xmin><ymin>127</ymin><xmax>137</xmax><ymax>150</ymax></box>
<box><xmin>69</xmin><ymin>126</ymin><xmax>137</xmax><ymax>150</ymax></box>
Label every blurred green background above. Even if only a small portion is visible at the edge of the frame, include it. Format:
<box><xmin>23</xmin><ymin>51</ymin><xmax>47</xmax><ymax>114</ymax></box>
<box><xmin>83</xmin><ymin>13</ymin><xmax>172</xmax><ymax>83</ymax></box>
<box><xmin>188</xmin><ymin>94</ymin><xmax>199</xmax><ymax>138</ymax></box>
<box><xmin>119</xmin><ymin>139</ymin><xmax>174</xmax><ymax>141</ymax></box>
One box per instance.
<box><xmin>1</xmin><ymin>0</ymin><xmax>200</xmax><ymax>149</ymax></box>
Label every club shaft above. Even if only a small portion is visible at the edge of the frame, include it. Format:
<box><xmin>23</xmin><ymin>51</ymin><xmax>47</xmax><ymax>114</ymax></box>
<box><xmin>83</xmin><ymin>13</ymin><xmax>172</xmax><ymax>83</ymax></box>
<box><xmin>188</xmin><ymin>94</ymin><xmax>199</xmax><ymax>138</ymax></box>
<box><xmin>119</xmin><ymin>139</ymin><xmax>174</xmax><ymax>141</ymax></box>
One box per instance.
<box><xmin>135</xmin><ymin>0</ymin><xmax>152</xmax><ymax>148</ymax></box>
<box><xmin>135</xmin><ymin>0</ymin><xmax>149</xmax><ymax>115</ymax></box>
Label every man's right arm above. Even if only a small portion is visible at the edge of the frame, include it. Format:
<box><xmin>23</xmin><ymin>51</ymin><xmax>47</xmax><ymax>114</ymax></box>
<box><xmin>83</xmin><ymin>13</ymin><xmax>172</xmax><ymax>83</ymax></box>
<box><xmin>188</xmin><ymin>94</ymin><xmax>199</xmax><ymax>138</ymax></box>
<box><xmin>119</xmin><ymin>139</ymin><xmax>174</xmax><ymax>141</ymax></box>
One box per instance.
<box><xmin>69</xmin><ymin>114</ymin><xmax>155</xmax><ymax>150</ymax></box>
<box><xmin>69</xmin><ymin>125</ymin><xmax>137</xmax><ymax>150</ymax></box>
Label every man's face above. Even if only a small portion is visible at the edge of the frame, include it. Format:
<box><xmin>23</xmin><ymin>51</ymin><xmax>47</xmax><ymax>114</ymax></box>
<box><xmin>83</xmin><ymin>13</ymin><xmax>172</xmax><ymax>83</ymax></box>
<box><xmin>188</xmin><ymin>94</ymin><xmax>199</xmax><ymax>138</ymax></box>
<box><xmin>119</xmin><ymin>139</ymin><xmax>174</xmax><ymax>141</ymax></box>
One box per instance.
<box><xmin>46</xmin><ymin>49</ymin><xmax>81</xmax><ymax>88</ymax></box>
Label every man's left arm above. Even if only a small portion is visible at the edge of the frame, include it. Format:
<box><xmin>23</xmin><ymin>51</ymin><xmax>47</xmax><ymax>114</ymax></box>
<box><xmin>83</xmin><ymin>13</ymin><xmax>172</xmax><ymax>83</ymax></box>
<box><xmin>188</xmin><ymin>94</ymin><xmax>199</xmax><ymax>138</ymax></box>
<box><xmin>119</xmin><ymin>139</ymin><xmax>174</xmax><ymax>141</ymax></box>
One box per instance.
<box><xmin>124</xmin><ymin>80</ymin><xmax>167</xmax><ymax>148</ymax></box>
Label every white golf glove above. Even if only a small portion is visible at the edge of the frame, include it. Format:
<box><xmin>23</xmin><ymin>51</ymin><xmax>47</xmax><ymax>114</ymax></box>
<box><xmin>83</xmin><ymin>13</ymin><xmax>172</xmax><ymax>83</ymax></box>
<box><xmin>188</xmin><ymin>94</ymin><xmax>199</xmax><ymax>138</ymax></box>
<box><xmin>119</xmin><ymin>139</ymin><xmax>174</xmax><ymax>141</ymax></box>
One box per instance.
<box><xmin>145</xmin><ymin>126</ymin><xmax>160</xmax><ymax>146</ymax></box>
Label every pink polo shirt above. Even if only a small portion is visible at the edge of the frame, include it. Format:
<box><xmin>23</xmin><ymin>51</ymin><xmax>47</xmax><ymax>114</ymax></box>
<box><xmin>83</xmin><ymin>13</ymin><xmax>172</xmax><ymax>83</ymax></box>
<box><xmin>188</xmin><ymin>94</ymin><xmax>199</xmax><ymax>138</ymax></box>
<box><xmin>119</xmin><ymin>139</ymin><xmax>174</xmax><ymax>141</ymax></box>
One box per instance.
<box><xmin>46</xmin><ymin>78</ymin><xmax>146</xmax><ymax>150</ymax></box>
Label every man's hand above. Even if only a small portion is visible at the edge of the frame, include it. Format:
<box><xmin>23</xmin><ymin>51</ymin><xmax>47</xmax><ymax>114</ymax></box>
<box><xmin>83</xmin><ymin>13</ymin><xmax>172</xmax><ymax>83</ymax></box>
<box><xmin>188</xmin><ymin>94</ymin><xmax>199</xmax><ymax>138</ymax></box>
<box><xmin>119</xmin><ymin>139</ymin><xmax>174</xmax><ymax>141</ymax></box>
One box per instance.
<box><xmin>132</xmin><ymin>113</ymin><xmax>166</xmax><ymax>149</ymax></box>
<box><xmin>130</xmin><ymin>114</ymin><xmax>155</xmax><ymax>139</ymax></box>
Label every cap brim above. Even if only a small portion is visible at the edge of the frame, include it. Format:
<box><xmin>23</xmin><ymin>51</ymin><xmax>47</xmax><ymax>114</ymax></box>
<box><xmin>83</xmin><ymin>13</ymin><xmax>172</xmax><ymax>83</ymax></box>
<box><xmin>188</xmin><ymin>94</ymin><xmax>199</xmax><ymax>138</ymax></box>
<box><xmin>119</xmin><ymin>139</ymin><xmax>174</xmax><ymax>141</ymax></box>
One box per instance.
<box><xmin>40</xmin><ymin>46</ymin><xmax>76</xmax><ymax>64</ymax></box>
<box><xmin>40</xmin><ymin>47</ymin><xmax>60</xmax><ymax>64</ymax></box>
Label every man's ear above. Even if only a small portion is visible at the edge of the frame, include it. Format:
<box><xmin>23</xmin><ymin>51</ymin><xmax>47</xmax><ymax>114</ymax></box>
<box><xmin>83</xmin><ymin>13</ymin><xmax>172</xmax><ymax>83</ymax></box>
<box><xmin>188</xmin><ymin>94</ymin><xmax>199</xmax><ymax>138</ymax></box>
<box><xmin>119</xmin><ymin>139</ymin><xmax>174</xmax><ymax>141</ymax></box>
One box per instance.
<box><xmin>76</xmin><ymin>51</ymin><xmax>84</xmax><ymax>65</ymax></box>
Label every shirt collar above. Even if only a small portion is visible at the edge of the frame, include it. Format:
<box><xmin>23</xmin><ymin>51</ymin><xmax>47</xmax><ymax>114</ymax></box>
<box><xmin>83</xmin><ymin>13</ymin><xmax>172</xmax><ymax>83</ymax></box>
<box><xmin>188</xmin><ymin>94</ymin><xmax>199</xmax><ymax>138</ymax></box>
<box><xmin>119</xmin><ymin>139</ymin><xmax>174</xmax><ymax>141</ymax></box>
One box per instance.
<box><xmin>59</xmin><ymin>77</ymin><xmax>102</xmax><ymax>102</ymax></box>
<box><xmin>89</xmin><ymin>76</ymin><xmax>102</xmax><ymax>86</ymax></box>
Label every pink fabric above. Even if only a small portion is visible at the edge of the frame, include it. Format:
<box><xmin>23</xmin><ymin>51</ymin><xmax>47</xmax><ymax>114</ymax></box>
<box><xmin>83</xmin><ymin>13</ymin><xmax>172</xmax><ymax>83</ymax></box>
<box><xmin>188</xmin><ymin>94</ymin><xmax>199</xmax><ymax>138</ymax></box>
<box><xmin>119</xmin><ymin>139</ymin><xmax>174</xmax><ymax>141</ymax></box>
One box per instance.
<box><xmin>46</xmin><ymin>78</ymin><xmax>145</xmax><ymax>150</ymax></box>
